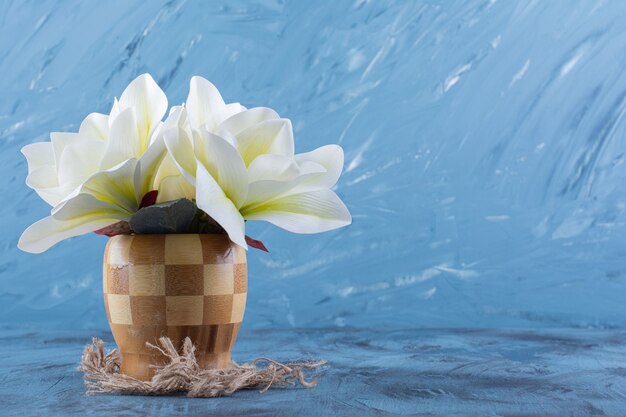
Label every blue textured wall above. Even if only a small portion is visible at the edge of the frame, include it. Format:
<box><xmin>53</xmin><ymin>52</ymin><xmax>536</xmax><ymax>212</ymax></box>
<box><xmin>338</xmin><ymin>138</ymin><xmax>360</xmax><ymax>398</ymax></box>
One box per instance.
<box><xmin>2</xmin><ymin>0</ymin><xmax>626</xmax><ymax>330</ymax></box>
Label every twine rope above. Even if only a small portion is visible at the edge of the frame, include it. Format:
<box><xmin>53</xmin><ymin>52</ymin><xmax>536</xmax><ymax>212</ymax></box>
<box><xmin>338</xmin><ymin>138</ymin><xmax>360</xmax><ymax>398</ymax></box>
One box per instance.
<box><xmin>80</xmin><ymin>337</ymin><xmax>326</xmax><ymax>397</ymax></box>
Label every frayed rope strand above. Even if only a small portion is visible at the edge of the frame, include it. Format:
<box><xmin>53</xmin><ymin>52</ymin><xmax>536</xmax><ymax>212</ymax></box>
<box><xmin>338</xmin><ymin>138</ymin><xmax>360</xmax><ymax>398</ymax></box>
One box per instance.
<box><xmin>79</xmin><ymin>337</ymin><xmax>326</xmax><ymax>397</ymax></box>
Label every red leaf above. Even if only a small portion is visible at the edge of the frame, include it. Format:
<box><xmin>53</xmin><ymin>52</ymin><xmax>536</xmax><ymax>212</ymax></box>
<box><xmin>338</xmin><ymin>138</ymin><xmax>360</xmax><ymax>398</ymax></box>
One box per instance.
<box><xmin>139</xmin><ymin>190</ymin><xmax>159</xmax><ymax>209</ymax></box>
<box><xmin>94</xmin><ymin>221</ymin><xmax>131</xmax><ymax>237</ymax></box>
<box><xmin>245</xmin><ymin>235</ymin><xmax>269</xmax><ymax>252</ymax></box>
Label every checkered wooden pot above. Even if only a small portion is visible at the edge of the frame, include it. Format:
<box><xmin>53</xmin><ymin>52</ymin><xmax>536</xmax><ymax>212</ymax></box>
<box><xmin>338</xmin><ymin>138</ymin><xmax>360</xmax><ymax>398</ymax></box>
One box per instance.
<box><xmin>103</xmin><ymin>234</ymin><xmax>247</xmax><ymax>381</ymax></box>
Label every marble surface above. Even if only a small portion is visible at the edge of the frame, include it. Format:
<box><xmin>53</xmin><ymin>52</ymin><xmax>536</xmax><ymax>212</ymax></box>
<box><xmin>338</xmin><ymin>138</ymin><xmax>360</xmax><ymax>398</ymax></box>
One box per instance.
<box><xmin>3</xmin><ymin>0</ymin><xmax>626</xmax><ymax>330</ymax></box>
<box><xmin>1</xmin><ymin>327</ymin><xmax>626</xmax><ymax>416</ymax></box>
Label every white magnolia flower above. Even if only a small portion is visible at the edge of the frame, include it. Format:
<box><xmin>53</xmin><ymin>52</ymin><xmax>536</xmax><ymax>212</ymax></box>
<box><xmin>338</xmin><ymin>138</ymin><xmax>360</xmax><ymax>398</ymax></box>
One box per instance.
<box><xmin>194</xmin><ymin>131</ymin><xmax>351</xmax><ymax>249</ymax></box>
<box><xmin>19</xmin><ymin>74</ymin><xmax>171</xmax><ymax>253</ymax></box>
<box><xmin>165</xmin><ymin>77</ymin><xmax>351</xmax><ymax>249</ymax></box>
<box><xmin>148</xmin><ymin>73</ymin><xmax>247</xmax><ymax>203</ymax></box>
<box><xmin>22</xmin><ymin>112</ymin><xmax>109</xmax><ymax>207</ymax></box>
<box><xmin>19</xmin><ymin>74</ymin><xmax>351</xmax><ymax>253</ymax></box>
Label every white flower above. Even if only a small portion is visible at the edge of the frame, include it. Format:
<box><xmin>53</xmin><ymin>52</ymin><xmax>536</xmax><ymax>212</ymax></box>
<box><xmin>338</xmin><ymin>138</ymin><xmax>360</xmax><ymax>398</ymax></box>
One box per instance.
<box><xmin>22</xmin><ymin>113</ymin><xmax>109</xmax><ymax>207</ymax></box>
<box><xmin>148</xmin><ymin>74</ymin><xmax>246</xmax><ymax>204</ymax></box>
<box><xmin>18</xmin><ymin>74</ymin><xmax>352</xmax><ymax>253</ymax></box>
<box><xmin>19</xmin><ymin>74</ymin><xmax>171</xmax><ymax>253</ymax></box>
<box><xmin>165</xmin><ymin>78</ymin><xmax>351</xmax><ymax>249</ymax></box>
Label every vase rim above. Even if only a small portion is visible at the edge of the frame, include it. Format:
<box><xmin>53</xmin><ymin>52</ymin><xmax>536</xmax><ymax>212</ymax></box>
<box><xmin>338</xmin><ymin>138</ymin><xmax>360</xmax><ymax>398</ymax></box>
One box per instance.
<box><xmin>110</xmin><ymin>232</ymin><xmax>228</xmax><ymax>238</ymax></box>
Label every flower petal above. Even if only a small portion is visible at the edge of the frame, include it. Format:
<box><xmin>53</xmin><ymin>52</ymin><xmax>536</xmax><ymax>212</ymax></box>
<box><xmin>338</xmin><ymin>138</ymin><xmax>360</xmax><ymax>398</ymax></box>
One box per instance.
<box><xmin>57</xmin><ymin>158</ymin><xmax>139</xmax><ymax>215</ymax></box>
<box><xmin>26</xmin><ymin>165</ymin><xmax>58</xmax><ymax>189</ymax></box>
<box><xmin>18</xmin><ymin>216</ymin><xmax>124</xmax><ymax>254</ymax></box>
<box><xmin>51</xmin><ymin>132</ymin><xmax>82</xmax><ymax>165</ymax></box>
<box><xmin>109</xmin><ymin>97</ymin><xmax>120</xmax><ymax>122</ymax></box>
<box><xmin>162</xmin><ymin>105</ymin><xmax>189</xmax><ymax>132</ymax></box>
<box><xmin>25</xmin><ymin>167</ymin><xmax>73</xmax><ymax>206</ymax></box>
<box><xmin>194</xmin><ymin>131</ymin><xmax>248</xmax><ymax>208</ymax></box>
<box><xmin>196</xmin><ymin>163</ymin><xmax>247</xmax><ymax>248</ymax></box>
<box><xmin>234</xmin><ymin>118</ymin><xmax>295</xmax><ymax>166</ymax></box>
<box><xmin>186</xmin><ymin>76</ymin><xmax>234</xmax><ymax>132</ymax></box>
<box><xmin>119</xmin><ymin>73</ymin><xmax>167</xmax><ymax>148</ymax></box>
<box><xmin>154</xmin><ymin>153</ymin><xmax>191</xmax><ymax>191</ymax></box>
<box><xmin>294</xmin><ymin>144</ymin><xmax>344</xmax><ymax>189</ymax></box>
<box><xmin>163</xmin><ymin>124</ymin><xmax>197</xmax><ymax>185</ymax></box>
<box><xmin>247</xmin><ymin>154</ymin><xmax>300</xmax><ymax>182</ymax></box>
<box><xmin>217</xmin><ymin>107</ymin><xmax>279</xmax><ymax>137</ymax></box>
<box><xmin>79</xmin><ymin>112</ymin><xmax>109</xmax><ymax>141</ymax></box>
<box><xmin>224</xmin><ymin>102</ymin><xmax>247</xmax><ymax>118</ymax></box>
<box><xmin>57</xmin><ymin>140</ymin><xmax>105</xmax><ymax>186</ymax></box>
<box><xmin>243</xmin><ymin>165</ymin><xmax>326</xmax><ymax>210</ymax></box>
<box><xmin>24</xmin><ymin>137</ymin><xmax>106</xmax><ymax>207</ymax></box>
<box><xmin>242</xmin><ymin>189</ymin><xmax>352</xmax><ymax>234</ymax></box>
<box><xmin>101</xmin><ymin>107</ymin><xmax>139</xmax><ymax>170</ymax></box>
<box><xmin>21</xmin><ymin>142</ymin><xmax>55</xmax><ymax>174</ymax></box>
<box><xmin>52</xmin><ymin>193</ymin><xmax>130</xmax><ymax>221</ymax></box>
<box><xmin>157</xmin><ymin>175</ymin><xmax>195</xmax><ymax>203</ymax></box>
<box><xmin>19</xmin><ymin>193</ymin><xmax>130</xmax><ymax>254</ymax></box>
<box><xmin>134</xmin><ymin>135</ymin><xmax>168</xmax><ymax>204</ymax></box>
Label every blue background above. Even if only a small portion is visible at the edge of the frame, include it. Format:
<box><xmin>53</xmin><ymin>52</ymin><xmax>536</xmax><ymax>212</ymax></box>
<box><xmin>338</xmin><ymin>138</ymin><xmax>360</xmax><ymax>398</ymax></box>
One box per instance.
<box><xmin>2</xmin><ymin>0</ymin><xmax>626</xmax><ymax>332</ymax></box>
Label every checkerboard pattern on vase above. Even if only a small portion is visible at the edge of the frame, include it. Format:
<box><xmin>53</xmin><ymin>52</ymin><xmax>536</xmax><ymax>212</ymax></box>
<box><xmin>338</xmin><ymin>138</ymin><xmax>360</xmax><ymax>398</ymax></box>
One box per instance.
<box><xmin>103</xmin><ymin>234</ymin><xmax>247</xmax><ymax>380</ymax></box>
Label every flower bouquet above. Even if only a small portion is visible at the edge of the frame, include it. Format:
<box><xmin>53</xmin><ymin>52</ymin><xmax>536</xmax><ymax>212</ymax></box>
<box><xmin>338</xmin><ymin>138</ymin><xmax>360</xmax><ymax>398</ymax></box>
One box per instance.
<box><xmin>19</xmin><ymin>74</ymin><xmax>351</xmax><ymax>380</ymax></box>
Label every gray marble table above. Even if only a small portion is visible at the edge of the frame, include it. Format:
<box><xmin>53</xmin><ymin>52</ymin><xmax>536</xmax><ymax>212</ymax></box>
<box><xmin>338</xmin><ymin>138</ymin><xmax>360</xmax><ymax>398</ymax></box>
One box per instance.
<box><xmin>1</xmin><ymin>327</ymin><xmax>625</xmax><ymax>416</ymax></box>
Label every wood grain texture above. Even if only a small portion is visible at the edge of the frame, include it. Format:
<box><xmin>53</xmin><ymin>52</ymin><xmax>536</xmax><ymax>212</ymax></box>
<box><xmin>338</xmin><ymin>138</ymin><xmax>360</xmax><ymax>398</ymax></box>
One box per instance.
<box><xmin>103</xmin><ymin>234</ymin><xmax>247</xmax><ymax>380</ymax></box>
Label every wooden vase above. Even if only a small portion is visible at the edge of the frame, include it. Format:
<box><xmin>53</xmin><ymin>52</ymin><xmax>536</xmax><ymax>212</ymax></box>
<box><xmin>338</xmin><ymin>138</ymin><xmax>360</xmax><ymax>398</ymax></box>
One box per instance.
<box><xmin>103</xmin><ymin>234</ymin><xmax>247</xmax><ymax>381</ymax></box>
